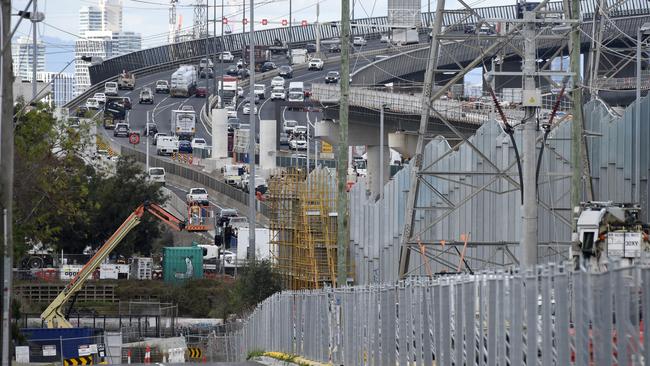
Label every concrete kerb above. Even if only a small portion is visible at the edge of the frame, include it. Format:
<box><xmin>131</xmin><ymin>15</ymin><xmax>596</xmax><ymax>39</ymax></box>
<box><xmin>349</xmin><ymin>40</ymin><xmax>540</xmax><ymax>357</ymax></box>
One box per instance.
<box><xmin>254</xmin><ymin>354</ymin><xmax>331</xmax><ymax>366</ymax></box>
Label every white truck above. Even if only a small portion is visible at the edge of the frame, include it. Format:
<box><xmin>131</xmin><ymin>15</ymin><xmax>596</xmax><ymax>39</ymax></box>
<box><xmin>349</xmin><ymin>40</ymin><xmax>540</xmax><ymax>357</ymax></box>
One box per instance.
<box><xmin>391</xmin><ymin>28</ymin><xmax>419</xmax><ymax>45</ymax></box>
<box><xmin>291</xmin><ymin>49</ymin><xmax>308</xmax><ymax>65</ymax></box>
<box><xmin>186</xmin><ymin>187</ymin><xmax>209</xmax><ymax>205</ymax></box>
<box><xmin>170</xmin><ymin>65</ymin><xmax>197</xmax><ymax>97</ymax></box>
<box><xmin>288</xmin><ymin>81</ymin><xmax>305</xmax><ymax>103</ymax></box>
<box><xmin>223</xmin><ymin>164</ymin><xmax>245</xmax><ymax>186</ymax></box>
<box><xmin>170</xmin><ymin>109</ymin><xmax>197</xmax><ymax>140</ymax></box>
<box><xmin>218</xmin><ymin>76</ymin><xmax>238</xmax><ymax>104</ymax></box>
<box><xmin>156</xmin><ymin>136</ymin><xmax>179</xmax><ymax>155</ymax></box>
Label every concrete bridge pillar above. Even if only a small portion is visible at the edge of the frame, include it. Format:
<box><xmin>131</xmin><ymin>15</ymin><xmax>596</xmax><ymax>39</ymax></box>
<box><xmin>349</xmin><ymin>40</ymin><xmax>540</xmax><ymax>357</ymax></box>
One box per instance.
<box><xmin>259</xmin><ymin>119</ymin><xmax>277</xmax><ymax>175</ymax></box>
<box><xmin>366</xmin><ymin>145</ymin><xmax>391</xmax><ymax>200</ymax></box>
<box><xmin>204</xmin><ymin>108</ymin><xmax>229</xmax><ymax>172</ymax></box>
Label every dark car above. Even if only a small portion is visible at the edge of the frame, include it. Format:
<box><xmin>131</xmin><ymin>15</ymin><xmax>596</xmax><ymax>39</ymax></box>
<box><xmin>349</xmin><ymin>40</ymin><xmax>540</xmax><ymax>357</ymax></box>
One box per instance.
<box><xmin>113</xmin><ymin>123</ymin><xmax>129</xmax><ymax>137</ymax></box>
<box><xmin>238</xmin><ymin>68</ymin><xmax>250</xmax><ymax>79</ymax></box>
<box><xmin>464</xmin><ymin>24</ymin><xmax>476</xmax><ymax>34</ymax></box>
<box><xmin>227</xmin><ymin>117</ymin><xmax>240</xmax><ymax>132</ymax></box>
<box><xmin>145</xmin><ymin>122</ymin><xmax>158</xmax><ymax>136</ymax></box>
<box><xmin>121</xmin><ymin>97</ymin><xmax>132</xmax><ymax>110</ymax></box>
<box><xmin>178</xmin><ymin>140</ymin><xmax>193</xmax><ymax>153</ymax></box>
<box><xmin>260</xmin><ymin>62</ymin><xmax>277</xmax><ymax>72</ymax></box>
<box><xmin>195</xmin><ymin>86</ymin><xmax>208</xmax><ymax>97</ymax></box>
<box><xmin>226</xmin><ymin>65</ymin><xmax>240</xmax><ymax>76</ymax></box>
<box><xmin>305</xmin><ymin>43</ymin><xmax>317</xmax><ymax>53</ymax></box>
<box><xmin>278</xmin><ymin>65</ymin><xmax>293</xmax><ymax>78</ymax></box>
<box><xmin>76</xmin><ymin>106</ymin><xmax>89</xmax><ymax>117</ymax></box>
<box><xmin>199</xmin><ymin>67</ymin><xmax>214</xmax><ymax>78</ymax></box>
<box><xmin>325</xmin><ymin>71</ymin><xmax>340</xmax><ymax>83</ymax></box>
<box><xmin>329</xmin><ymin>44</ymin><xmax>341</xmax><ymax>53</ymax></box>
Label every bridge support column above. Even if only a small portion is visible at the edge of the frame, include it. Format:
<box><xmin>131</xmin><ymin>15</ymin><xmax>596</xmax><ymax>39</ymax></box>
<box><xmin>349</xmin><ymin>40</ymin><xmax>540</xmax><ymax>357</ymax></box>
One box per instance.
<box><xmin>204</xmin><ymin>108</ymin><xmax>229</xmax><ymax>172</ymax></box>
<box><xmin>259</xmin><ymin>119</ymin><xmax>277</xmax><ymax>175</ymax></box>
<box><xmin>366</xmin><ymin>145</ymin><xmax>390</xmax><ymax>200</ymax></box>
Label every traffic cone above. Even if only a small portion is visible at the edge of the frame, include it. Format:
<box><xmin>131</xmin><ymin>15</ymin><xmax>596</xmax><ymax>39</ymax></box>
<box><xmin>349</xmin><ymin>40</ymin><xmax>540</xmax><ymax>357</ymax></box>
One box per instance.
<box><xmin>202</xmin><ymin>355</ymin><xmax>207</xmax><ymax>363</ymax></box>
<box><xmin>144</xmin><ymin>345</ymin><xmax>151</xmax><ymax>364</ymax></box>
<box><xmin>127</xmin><ymin>349</ymin><xmax>131</xmax><ymax>364</ymax></box>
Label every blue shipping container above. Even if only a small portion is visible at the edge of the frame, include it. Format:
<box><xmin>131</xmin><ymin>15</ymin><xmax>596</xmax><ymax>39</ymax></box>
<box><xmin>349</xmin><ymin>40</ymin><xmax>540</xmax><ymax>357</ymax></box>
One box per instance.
<box><xmin>21</xmin><ymin>327</ymin><xmax>102</xmax><ymax>361</ymax></box>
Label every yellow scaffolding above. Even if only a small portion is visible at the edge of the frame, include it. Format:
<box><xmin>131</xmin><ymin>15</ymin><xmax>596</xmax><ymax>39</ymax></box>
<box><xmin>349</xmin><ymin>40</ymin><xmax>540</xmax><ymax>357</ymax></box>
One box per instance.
<box><xmin>267</xmin><ymin>167</ymin><xmax>342</xmax><ymax>290</ymax></box>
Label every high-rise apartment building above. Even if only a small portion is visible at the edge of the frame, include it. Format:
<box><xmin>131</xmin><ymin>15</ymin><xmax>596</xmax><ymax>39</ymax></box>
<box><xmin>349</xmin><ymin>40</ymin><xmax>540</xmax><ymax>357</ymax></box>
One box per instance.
<box><xmin>37</xmin><ymin>71</ymin><xmax>75</xmax><ymax>107</ymax></box>
<box><xmin>12</xmin><ymin>36</ymin><xmax>45</xmax><ymax>81</ymax></box>
<box><xmin>75</xmin><ymin>0</ymin><xmax>141</xmax><ymax>95</ymax></box>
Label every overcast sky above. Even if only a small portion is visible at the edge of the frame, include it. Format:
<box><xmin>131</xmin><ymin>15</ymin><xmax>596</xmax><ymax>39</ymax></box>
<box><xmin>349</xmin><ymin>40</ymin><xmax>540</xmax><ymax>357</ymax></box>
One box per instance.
<box><xmin>12</xmin><ymin>0</ymin><xmax>509</xmax><ymax>47</ymax></box>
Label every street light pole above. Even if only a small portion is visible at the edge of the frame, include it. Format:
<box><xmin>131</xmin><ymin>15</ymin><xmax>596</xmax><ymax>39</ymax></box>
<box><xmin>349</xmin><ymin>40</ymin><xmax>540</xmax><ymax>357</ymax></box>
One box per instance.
<box><xmin>637</xmin><ymin>27</ymin><xmax>641</xmax><ymax>206</ymax></box>
<box><xmin>219</xmin><ymin>0</ymin><xmax>224</xmax><ymax>108</ymax></box>
<box><xmin>31</xmin><ymin>0</ymin><xmax>37</xmax><ymax>99</ymax></box>
<box><xmin>247</xmin><ymin>0</ymin><xmax>256</xmax><ymax>259</ymax></box>
<box><xmin>379</xmin><ymin>105</ymin><xmax>386</xmax><ymax>281</ymax></box>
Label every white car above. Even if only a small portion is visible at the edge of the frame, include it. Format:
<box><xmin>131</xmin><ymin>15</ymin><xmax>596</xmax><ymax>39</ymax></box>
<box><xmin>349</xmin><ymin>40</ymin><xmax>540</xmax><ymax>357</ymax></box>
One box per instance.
<box><xmin>353</xmin><ymin>36</ymin><xmax>367</xmax><ymax>46</ymax></box>
<box><xmin>308</xmin><ymin>58</ymin><xmax>324</xmax><ymax>71</ymax></box>
<box><xmin>242</xmin><ymin>103</ymin><xmax>257</xmax><ymax>115</ymax></box>
<box><xmin>271</xmin><ymin>76</ymin><xmax>285</xmax><ymax>88</ymax></box>
<box><xmin>104</xmin><ymin>82</ymin><xmax>118</xmax><ymax>96</ymax></box>
<box><xmin>219</xmin><ymin>51</ymin><xmax>234</xmax><ymax>62</ymax></box>
<box><xmin>271</xmin><ymin>87</ymin><xmax>286</xmax><ymax>100</ymax></box>
<box><xmin>93</xmin><ymin>92</ymin><xmax>107</xmax><ymax>104</ymax></box>
<box><xmin>380</xmin><ymin>34</ymin><xmax>389</xmax><ymax>43</ymax></box>
<box><xmin>191</xmin><ymin>138</ymin><xmax>207</xmax><ymax>150</ymax></box>
<box><xmin>186</xmin><ymin>187</ymin><xmax>209</xmax><ymax>205</ymax></box>
<box><xmin>148</xmin><ymin>167</ymin><xmax>166</xmax><ymax>185</ymax></box>
<box><xmin>253</xmin><ymin>84</ymin><xmax>266</xmax><ymax>99</ymax></box>
<box><xmin>237</xmin><ymin>87</ymin><xmax>244</xmax><ymax>97</ymax></box>
<box><xmin>86</xmin><ymin>98</ymin><xmax>100</xmax><ymax>109</ymax></box>
<box><xmin>289</xmin><ymin>138</ymin><xmax>307</xmax><ymax>150</ymax></box>
<box><xmin>226</xmin><ymin>105</ymin><xmax>237</xmax><ymax>118</ymax></box>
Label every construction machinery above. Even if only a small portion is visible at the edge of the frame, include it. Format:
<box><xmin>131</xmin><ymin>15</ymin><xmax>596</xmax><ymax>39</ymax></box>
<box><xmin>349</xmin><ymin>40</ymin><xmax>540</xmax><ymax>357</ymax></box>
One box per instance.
<box><xmin>40</xmin><ymin>202</ymin><xmax>209</xmax><ymax>328</ymax></box>
<box><xmin>574</xmin><ymin>201</ymin><xmax>650</xmax><ymax>270</ymax></box>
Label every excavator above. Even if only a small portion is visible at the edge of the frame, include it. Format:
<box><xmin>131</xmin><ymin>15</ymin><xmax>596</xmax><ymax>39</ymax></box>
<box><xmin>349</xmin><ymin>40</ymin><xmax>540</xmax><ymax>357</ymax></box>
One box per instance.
<box><xmin>41</xmin><ymin>202</ymin><xmax>205</xmax><ymax>328</ymax></box>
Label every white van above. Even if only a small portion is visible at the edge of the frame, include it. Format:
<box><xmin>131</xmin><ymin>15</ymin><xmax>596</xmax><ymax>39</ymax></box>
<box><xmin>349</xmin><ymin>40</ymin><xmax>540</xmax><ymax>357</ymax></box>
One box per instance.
<box><xmin>288</xmin><ymin>81</ymin><xmax>304</xmax><ymax>94</ymax></box>
<box><xmin>156</xmin><ymin>136</ymin><xmax>179</xmax><ymax>155</ymax></box>
<box><xmin>148</xmin><ymin>167</ymin><xmax>166</xmax><ymax>185</ymax></box>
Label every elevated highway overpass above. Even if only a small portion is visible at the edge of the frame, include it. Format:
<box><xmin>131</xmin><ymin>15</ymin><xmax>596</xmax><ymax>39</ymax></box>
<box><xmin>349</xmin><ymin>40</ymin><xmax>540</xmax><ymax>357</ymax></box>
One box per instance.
<box><xmin>70</xmin><ymin>0</ymin><xmax>650</xmax><ymax>218</ymax></box>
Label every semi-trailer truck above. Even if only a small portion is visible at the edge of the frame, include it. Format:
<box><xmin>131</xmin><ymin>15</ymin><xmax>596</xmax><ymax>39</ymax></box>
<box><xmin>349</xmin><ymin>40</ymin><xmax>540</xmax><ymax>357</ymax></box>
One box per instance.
<box><xmin>170</xmin><ymin>65</ymin><xmax>197</xmax><ymax>97</ymax></box>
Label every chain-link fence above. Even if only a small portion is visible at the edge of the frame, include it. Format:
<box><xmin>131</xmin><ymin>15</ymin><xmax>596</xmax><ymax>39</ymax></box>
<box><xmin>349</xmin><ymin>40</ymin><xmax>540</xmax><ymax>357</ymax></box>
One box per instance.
<box><xmin>235</xmin><ymin>261</ymin><xmax>650</xmax><ymax>365</ymax></box>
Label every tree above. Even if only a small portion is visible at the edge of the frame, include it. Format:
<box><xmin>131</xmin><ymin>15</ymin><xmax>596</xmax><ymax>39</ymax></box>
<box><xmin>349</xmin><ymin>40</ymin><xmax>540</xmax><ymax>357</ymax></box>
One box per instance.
<box><xmin>230</xmin><ymin>260</ymin><xmax>283</xmax><ymax>316</ymax></box>
<box><xmin>13</xmin><ymin>105</ymin><xmax>167</xmax><ymax>259</ymax></box>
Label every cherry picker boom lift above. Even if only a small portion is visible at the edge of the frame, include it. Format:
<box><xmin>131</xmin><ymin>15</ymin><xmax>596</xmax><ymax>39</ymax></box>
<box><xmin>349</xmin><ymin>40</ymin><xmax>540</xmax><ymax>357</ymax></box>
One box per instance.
<box><xmin>40</xmin><ymin>202</ymin><xmax>202</xmax><ymax>328</ymax></box>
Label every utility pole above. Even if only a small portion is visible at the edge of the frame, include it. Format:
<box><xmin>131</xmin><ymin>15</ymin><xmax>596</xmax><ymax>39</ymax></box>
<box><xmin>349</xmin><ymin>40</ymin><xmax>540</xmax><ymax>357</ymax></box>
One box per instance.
<box><xmin>336</xmin><ymin>0</ymin><xmax>351</xmax><ymax>287</ymax></box>
<box><xmin>520</xmin><ymin>10</ymin><xmax>539</xmax><ymax>268</ymax></box>
<box><xmin>204</xmin><ymin>0</ymin><xmax>210</xmax><ymax>114</ymax></box>
<box><xmin>315</xmin><ymin>1</ymin><xmax>320</xmax><ymax>55</ymax></box>
<box><xmin>219</xmin><ymin>0</ymin><xmax>224</xmax><ymax>108</ymax></box>
<box><xmin>397</xmin><ymin>0</ymin><xmax>445</xmax><ymax>277</ymax></box>
<box><xmin>31</xmin><ymin>0</ymin><xmax>37</xmax><ymax>99</ymax></box>
<box><xmin>1</xmin><ymin>1</ymin><xmax>14</xmax><ymax>364</ymax></box>
<box><xmin>289</xmin><ymin>0</ymin><xmax>292</xmax><ymax>46</ymax></box>
<box><xmin>247</xmin><ymin>0</ymin><xmax>256</xmax><ymax>259</ymax></box>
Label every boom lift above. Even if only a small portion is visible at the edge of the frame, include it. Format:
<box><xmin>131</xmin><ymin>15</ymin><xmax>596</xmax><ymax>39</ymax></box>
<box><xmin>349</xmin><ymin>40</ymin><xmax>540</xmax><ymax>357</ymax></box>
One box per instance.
<box><xmin>41</xmin><ymin>202</ymin><xmax>198</xmax><ymax>328</ymax></box>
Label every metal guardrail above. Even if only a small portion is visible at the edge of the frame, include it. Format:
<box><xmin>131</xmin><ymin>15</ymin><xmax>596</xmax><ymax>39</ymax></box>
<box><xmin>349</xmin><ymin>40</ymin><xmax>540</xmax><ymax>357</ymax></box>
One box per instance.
<box><xmin>311</xmin><ymin>84</ymin><xmax>572</xmax><ymax>125</ymax></box>
<box><xmin>235</xmin><ymin>261</ymin><xmax>650</xmax><ymax>365</ymax></box>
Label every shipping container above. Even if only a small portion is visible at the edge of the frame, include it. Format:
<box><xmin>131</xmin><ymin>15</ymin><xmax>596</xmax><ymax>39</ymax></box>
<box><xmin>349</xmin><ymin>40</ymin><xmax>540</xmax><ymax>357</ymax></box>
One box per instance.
<box><xmin>60</xmin><ymin>265</ymin><xmax>84</xmax><ymax>281</ymax></box>
<box><xmin>162</xmin><ymin>247</ymin><xmax>203</xmax><ymax>285</ymax></box>
<box><xmin>99</xmin><ymin>264</ymin><xmax>130</xmax><ymax>279</ymax></box>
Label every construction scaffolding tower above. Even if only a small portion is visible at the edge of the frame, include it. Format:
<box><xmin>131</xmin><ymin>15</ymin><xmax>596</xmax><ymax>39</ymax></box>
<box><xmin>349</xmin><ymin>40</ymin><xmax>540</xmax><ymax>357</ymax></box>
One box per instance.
<box><xmin>268</xmin><ymin>168</ymin><xmax>344</xmax><ymax>290</ymax></box>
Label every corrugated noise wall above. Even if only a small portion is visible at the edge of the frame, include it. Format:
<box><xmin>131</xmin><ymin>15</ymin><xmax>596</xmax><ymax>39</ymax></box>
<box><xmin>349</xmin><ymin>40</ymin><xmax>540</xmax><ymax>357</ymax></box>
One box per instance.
<box><xmin>349</xmin><ymin>97</ymin><xmax>650</xmax><ymax>285</ymax></box>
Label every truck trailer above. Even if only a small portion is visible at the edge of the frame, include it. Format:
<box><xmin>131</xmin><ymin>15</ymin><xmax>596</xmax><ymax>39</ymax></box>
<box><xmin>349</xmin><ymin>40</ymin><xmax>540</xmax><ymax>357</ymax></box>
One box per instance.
<box><xmin>170</xmin><ymin>65</ymin><xmax>197</xmax><ymax>97</ymax></box>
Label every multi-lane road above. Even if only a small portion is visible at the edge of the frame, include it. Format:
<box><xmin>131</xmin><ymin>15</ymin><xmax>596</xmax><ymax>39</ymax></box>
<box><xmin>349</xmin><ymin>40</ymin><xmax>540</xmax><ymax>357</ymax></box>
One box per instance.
<box><xmin>91</xmin><ymin>37</ymin><xmax>404</xmax><ymax>162</ymax></box>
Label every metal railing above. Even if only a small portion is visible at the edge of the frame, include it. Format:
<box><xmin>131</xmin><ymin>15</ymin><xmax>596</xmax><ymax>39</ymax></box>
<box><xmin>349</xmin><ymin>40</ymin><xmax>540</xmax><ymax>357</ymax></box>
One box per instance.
<box><xmin>235</xmin><ymin>261</ymin><xmax>650</xmax><ymax>365</ymax></box>
<box><xmin>311</xmin><ymin>84</ymin><xmax>572</xmax><ymax>125</ymax></box>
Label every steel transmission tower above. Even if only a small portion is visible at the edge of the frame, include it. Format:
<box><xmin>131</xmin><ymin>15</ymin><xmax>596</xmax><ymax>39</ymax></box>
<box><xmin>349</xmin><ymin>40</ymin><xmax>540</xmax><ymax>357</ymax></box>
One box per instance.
<box><xmin>194</xmin><ymin>0</ymin><xmax>207</xmax><ymax>39</ymax></box>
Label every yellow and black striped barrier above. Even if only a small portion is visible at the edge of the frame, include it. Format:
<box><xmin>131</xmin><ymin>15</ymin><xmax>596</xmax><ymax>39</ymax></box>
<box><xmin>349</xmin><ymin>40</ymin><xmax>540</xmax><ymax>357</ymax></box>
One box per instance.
<box><xmin>63</xmin><ymin>356</ymin><xmax>93</xmax><ymax>366</ymax></box>
<box><xmin>186</xmin><ymin>347</ymin><xmax>202</xmax><ymax>359</ymax></box>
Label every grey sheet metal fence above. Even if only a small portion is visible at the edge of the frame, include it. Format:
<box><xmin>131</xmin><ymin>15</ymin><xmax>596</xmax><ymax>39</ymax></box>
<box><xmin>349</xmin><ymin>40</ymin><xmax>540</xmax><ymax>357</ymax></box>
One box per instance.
<box><xmin>236</xmin><ymin>261</ymin><xmax>650</xmax><ymax>365</ymax></box>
